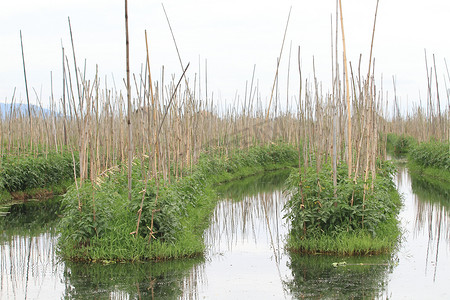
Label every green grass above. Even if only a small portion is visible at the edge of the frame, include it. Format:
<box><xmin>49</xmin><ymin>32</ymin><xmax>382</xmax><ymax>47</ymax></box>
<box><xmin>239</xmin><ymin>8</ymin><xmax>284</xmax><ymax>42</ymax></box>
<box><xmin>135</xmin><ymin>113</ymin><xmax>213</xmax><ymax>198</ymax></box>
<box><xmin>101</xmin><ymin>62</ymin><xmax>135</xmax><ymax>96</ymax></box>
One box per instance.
<box><xmin>408</xmin><ymin>139</ymin><xmax>450</xmax><ymax>170</ymax></box>
<box><xmin>286</xmin><ymin>214</ymin><xmax>400</xmax><ymax>255</ymax></box>
<box><xmin>57</xmin><ymin>143</ymin><xmax>299</xmax><ymax>262</ymax></box>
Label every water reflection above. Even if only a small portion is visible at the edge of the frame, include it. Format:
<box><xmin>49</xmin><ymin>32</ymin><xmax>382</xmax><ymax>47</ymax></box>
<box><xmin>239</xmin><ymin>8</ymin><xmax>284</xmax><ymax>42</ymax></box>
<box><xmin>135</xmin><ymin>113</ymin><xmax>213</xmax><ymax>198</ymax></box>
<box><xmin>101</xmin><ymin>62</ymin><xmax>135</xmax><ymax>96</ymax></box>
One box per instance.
<box><xmin>191</xmin><ymin>174</ymin><xmax>292</xmax><ymax>299</ymax></box>
<box><xmin>1</xmin><ymin>166</ymin><xmax>449</xmax><ymax>299</ymax></box>
<box><xmin>412</xmin><ymin>179</ymin><xmax>450</xmax><ymax>282</ymax></box>
<box><xmin>0</xmin><ymin>199</ymin><xmax>204</xmax><ymax>300</ymax></box>
<box><xmin>63</xmin><ymin>258</ymin><xmax>203</xmax><ymax>299</ymax></box>
<box><xmin>284</xmin><ymin>254</ymin><xmax>394</xmax><ymax>299</ymax></box>
<box><xmin>0</xmin><ymin>199</ymin><xmax>64</xmax><ymax>299</ymax></box>
<box><xmin>190</xmin><ymin>169</ymin><xmax>396</xmax><ymax>299</ymax></box>
<box><xmin>387</xmin><ymin>166</ymin><xmax>450</xmax><ymax>299</ymax></box>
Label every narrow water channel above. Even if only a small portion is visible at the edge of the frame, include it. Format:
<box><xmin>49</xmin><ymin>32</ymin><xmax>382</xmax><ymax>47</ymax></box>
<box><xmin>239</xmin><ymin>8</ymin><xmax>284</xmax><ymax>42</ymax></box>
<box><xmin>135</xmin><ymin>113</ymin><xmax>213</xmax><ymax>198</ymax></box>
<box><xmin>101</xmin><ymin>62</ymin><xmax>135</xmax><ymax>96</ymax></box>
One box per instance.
<box><xmin>0</xmin><ymin>166</ymin><xmax>449</xmax><ymax>299</ymax></box>
<box><xmin>385</xmin><ymin>165</ymin><xmax>450</xmax><ymax>299</ymax></box>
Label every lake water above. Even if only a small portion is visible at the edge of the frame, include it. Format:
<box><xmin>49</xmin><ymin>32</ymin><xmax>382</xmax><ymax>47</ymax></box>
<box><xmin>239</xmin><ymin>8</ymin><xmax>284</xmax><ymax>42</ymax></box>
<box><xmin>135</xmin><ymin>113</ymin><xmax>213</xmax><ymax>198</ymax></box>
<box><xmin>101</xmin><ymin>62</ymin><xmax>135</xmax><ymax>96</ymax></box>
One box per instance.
<box><xmin>0</xmin><ymin>166</ymin><xmax>449</xmax><ymax>299</ymax></box>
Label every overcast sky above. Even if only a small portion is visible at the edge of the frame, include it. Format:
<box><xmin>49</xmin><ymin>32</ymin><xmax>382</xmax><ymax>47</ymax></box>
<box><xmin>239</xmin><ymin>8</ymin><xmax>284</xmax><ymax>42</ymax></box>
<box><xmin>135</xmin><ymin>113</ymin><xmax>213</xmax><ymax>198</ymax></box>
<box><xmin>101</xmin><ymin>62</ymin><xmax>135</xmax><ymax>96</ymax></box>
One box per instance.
<box><xmin>1</xmin><ymin>0</ymin><xmax>449</xmax><ymax>113</ymax></box>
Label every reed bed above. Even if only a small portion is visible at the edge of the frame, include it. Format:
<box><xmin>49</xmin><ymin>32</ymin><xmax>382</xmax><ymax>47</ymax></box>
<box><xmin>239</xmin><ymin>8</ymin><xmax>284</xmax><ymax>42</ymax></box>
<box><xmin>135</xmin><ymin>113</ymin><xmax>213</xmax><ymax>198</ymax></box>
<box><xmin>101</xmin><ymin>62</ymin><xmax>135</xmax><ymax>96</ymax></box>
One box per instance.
<box><xmin>1</xmin><ymin>1</ymin><xmax>447</xmax><ymax>258</ymax></box>
<box><xmin>4</xmin><ymin>19</ymin><xmax>393</xmax><ymax>259</ymax></box>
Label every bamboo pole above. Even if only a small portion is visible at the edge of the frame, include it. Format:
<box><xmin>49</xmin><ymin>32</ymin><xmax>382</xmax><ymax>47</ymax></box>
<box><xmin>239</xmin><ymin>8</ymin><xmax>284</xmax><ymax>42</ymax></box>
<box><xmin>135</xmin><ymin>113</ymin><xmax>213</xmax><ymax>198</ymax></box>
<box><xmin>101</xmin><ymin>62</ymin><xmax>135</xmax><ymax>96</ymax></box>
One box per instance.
<box><xmin>338</xmin><ymin>0</ymin><xmax>352</xmax><ymax>178</ymax></box>
<box><xmin>19</xmin><ymin>30</ymin><xmax>33</xmax><ymax>153</ymax></box>
<box><xmin>266</xmin><ymin>7</ymin><xmax>291</xmax><ymax>120</ymax></box>
<box><xmin>124</xmin><ymin>0</ymin><xmax>133</xmax><ymax>201</ymax></box>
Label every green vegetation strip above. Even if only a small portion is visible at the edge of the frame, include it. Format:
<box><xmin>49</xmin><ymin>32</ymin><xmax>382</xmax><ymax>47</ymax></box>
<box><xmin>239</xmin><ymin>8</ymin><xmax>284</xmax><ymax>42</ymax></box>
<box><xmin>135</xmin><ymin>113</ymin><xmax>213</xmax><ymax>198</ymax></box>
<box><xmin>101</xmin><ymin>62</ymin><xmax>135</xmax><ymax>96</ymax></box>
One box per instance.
<box><xmin>386</xmin><ymin>133</ymin><xmax>450</xmax><ymax>187</ymax></box>
<box><xmin>407</xmin><ymin>140</ymin><xmax>450</xmax><ymax>187</ymax></box>
<box><xmin>58</xmin><ymin>143</ymin><xmax>299</xmax><ymax>262</ymax></box>
<box><xmin>284</xmin><ymin>160</ymin><xmax>401</xmax><ymax>255</ymax></box>
<box><xmin>0</xmin><ymin>151</ymin><xmax>79</xmax><ymax>204</ymax></box>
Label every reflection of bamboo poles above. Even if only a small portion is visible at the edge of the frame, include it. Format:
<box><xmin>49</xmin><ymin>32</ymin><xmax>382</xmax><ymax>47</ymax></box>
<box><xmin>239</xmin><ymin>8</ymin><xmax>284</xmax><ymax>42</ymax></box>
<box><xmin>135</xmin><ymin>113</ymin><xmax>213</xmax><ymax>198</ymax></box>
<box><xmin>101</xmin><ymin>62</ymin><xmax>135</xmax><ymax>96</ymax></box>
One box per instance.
<box><xmin>407</xmin><ymin>164</ymin><xmax>450</xmax><ymax>282</ymax></box>
<box><xmin>413</xmin><ymin>188</ymin><xmax>450</xmax><ymax>244</ymax></box>
<box><xmin>261</xmin><ymin>192</ymin><xmax>289</xmax><ymax>299</ymax></box>
<box><xmin>1</xmin><ymin>232</ymin><xmax>60</xmax><ymax>299</ymax></box>
<box><xmin>205</xmin><ymin>188</ymin><xmax>288</xmax><ymax>256</ymax></box>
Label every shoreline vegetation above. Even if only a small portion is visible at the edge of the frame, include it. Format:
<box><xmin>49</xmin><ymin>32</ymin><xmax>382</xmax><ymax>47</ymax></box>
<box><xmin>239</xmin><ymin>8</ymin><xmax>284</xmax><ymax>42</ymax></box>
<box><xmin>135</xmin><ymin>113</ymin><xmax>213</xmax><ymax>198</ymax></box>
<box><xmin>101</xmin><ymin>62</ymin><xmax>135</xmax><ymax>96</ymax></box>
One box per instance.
<box><xmin>1</xmin><ymin>2</ymin><xmax>448</xmax><ymax>262</ymax></box>
<box><xmin>0</xmin><ymin>151</ymin><xmax>79</xmax><ymax>204</ymax></box>
<box><xmin>386</xmin><ymin>133</ymin><xmax>450</xmax><ymax>191</ymax></box>
<box><xmin>284</xmin><ymin>159</ymin><xmax>401</xmax><ymax>255</ymax></box>
<box><xmin>58</xmin><ymin>144</ymin><xmax>299</xmax><ymax>262</ymax></box>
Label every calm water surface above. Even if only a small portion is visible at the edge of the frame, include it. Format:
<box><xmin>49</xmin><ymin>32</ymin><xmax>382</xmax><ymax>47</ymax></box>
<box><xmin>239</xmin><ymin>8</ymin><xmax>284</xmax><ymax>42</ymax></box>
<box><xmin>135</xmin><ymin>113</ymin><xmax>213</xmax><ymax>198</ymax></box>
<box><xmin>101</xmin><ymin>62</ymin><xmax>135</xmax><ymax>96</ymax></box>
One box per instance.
<box><xmin>0</xmin><ymin>167</ymin><xmax>449</xmax><ymax>299</ymax></box>
<box><xmin>384</xmin><ymin>166</ymin><xmax>449</xmax><ymax>299</ymax></box>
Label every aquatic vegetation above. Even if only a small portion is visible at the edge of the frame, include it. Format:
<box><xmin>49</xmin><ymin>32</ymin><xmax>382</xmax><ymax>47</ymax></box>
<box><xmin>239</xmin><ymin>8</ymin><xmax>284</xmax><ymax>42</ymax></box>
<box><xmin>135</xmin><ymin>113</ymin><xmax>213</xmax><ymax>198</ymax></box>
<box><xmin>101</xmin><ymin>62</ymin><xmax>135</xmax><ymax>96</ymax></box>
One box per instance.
<box><xmin>57</xmin><ymin>144</ymin><xmax>298</xmax><ymax>261</ymax></box>
<box><xmin>0</xmin><ymin>0</ymin><xmax>445</xmax><ymax>269</ymax></box>
<box><xmin>0</xmin><ymin>151</ymin><xmax>79</xmax><ymax>203</ymax></box>
<box><xmin>284</xmin><ymin>160</ymin><xmax>402</xmax><ymax>254</ymax></box>
<box><xmin>386</xmin><ymin>133</ymin><xmax>417</xmax><ymax>156</ymax></box>
<box><xmin>386</xmin><ymin>134</ymin><xmax>449</xmax><ymax>188</ymax></box>
<box><xmin>408</xmin><ymin>140</ymin><xmax>450</xmax><ymax>171</ymax></box>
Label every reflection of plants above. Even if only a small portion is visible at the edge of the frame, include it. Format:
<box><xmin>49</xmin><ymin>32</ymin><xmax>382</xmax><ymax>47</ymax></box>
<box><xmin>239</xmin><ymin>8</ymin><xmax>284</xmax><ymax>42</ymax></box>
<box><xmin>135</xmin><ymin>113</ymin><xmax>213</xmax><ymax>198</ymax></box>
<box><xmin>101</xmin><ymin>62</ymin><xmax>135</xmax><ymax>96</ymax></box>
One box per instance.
<box><xmin>216</xmin><ymin>168</ymin><xmax>290</xmax><ymax>201</ymax></box>
<box><xmin>284</xmin><ymin>253</ymin><xmax>394</xmax><ymax>299</ymax></box>
<box><xmin>410</xmin><ymin>170</ymin><xmax>450</xmax><ymax>242</ymax></box>
<box><xmin>0</xmin><ymin>197</ymin><xmax>61</xmax><ymax>238</ymax></box>
<box><xmin>410</xmin><ymin>171</ymin><xmax>450</xmax><ymax>205</ymax></box>
<box><xmin>63</xmin><ymin>258</ymin><xmax>203</xmax><ymax>299</ymax></box>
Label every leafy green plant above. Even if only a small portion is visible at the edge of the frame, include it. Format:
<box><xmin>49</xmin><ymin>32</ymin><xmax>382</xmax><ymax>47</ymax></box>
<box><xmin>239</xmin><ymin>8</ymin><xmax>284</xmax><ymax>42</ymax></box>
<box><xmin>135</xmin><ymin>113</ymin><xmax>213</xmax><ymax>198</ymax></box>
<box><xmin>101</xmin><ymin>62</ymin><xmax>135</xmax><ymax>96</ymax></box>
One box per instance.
<box><xmin>284</xmin><ymin>159</ymin><xmax>401</xmax><ymax>253</ymax></box>
<box><xmin>408</xmin><ymin>140</ymin><xmax>450</xmax><ymax>171</ymax></box>
<box><xmin>58</xmin><ymin>181</ymin><xmax>116</xmax><ymax>246</ymax></box>
<box><xmin>385</xmin><ymin>133</ymin><xmax>417</xmax><ymax>156</ymax></box>
<box><xmin>57</xmin><ymin>144</ymin><xmax>299</xmax><ymax>261</ymax></box>
<box><xmin>0</xmin><ymin>151</ymin><xmax>79</xmax><ymax>192</ymax></box>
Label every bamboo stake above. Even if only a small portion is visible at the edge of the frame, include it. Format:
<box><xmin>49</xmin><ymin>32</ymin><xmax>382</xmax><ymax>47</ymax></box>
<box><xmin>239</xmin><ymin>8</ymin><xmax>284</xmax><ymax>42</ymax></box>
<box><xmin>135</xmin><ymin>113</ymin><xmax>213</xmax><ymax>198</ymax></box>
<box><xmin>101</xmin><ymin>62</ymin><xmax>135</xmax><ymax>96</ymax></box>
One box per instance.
<box><xmin>338</xmin><ymin>0</ymin><xmax>352</xmax><ymax>178</ymax></box>
<box><xmin>125</xmin><ymin>0</ymin><xmax>133</xmax><ymax>201</ymax></box>
<box><xmin>19</xmin><ymin>30</ymin><xmax>33</xmax><ymax>153</ymax></box>
<box><xmin>266</xmin><ymin>7</ymin><xmax>292</xmax><ymax>120</ymax></box>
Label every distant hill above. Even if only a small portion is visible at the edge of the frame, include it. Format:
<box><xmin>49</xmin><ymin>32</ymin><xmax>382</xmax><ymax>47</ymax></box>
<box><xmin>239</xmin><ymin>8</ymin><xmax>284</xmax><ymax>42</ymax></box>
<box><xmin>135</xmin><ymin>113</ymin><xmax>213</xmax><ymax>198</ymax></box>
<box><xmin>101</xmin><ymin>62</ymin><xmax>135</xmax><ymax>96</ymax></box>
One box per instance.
<box><xmin>0</xmin><ymin>103</ymin><xmax>52</xmax><ymax>118</ymax></box>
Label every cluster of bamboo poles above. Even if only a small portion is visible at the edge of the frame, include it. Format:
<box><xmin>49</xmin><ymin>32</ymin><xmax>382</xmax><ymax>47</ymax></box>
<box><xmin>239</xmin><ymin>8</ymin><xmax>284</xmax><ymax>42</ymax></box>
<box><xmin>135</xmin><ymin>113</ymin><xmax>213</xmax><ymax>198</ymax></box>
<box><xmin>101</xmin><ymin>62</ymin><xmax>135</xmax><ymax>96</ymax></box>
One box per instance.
<box><xmin>386</xmin><ymin>51</ymin><xmax>450</xmax><ymax>143</ymax></box>
<box><xmin>2</xmin><ymin>0</ymin><xmax>447</xmax><ymax>199</ymax></box>
<box><xmin>0</xmin><ymin>1</ymin><xmax>376</xmax><ymax>188</ymax></box>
